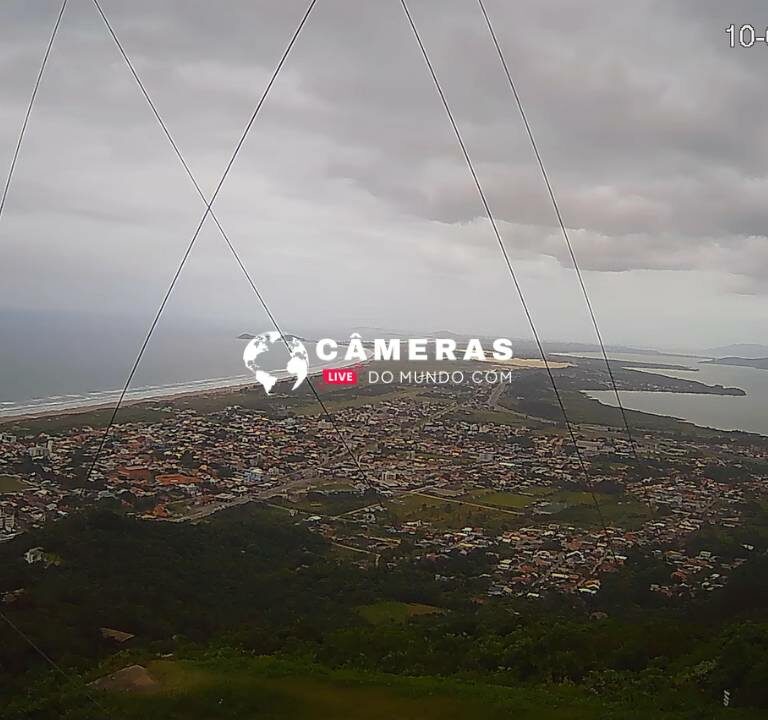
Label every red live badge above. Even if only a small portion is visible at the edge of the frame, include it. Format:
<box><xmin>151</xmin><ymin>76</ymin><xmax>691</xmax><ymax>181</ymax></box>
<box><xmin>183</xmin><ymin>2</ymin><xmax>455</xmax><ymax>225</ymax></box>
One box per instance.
<box><xmin>322</xmin><ymin>368</ymin><xmax>358</xmax><ymax>385</ymax></box>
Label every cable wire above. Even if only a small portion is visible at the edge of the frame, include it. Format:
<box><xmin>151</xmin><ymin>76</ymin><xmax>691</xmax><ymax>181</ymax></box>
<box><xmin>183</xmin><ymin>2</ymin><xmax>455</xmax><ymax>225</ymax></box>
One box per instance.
<box><xmin>0</xmin><ymin>608</ymin><xmax>115</xmax><ymax>716</ymax></box>
<box><xmin>0</xmin><ymin>0</ymin><xmax>68</xmax><ymax>227</ymax></box>
<box><xmin>475</xmin><ymin>0</ymin><xmax>656</xmax><ymax>522</ymax></box>
<box><xmin>475</xmin><ymin>0</ymin><xmax>642</xmax><ymax>467</ymax></box>
<box><xmin>398</xmin><ymin>0</ymin><xmax>619</xmax><ymax>562</ymax></box>
<box><xmin>0</xmin><ymin>5</ymin><xmax>121</xmax><ymax>712</ymax></box>
<box><xmin>89</xmin><ymin>0</ymin><xmax>373</xmax><ymax>488</ymax></box>
<box><xmin>1</xmin><ymin>5</ymin><xmax>367</xmax><ymax>697</ymax></box>
<box><xmin>84</xmin><ymin>0</ymin><xmax>321</xmax><ymax>484</ymax></box>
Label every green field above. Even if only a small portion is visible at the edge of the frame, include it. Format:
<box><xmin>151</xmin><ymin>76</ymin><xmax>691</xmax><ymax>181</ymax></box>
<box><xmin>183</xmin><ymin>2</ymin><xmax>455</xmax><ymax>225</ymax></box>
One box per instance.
<box><xmin>291</xmin><ymin>387</ymin><xmax>427</xmax><ymax>416</ymax></box>
<box><xmin>357</xmin><ymin>600</ymin><xmax>444</xmax><ymax>625</ymax></box>
<box><xmin>271</xmin><ymin>490</ymin><xmax>377</xmax><ymax>517</ymax></box>
<box><xmin>470</xmin><ymin>488</ymin><xmax>553</xmax><ymax>509</ymax></box>
<box><xmin>0</xmin><ymin>475</ymin><xmax>30</xmax><ymax>493</ymax></box>
<box><xmin>389</xmin><ymin>493</ymin><xmax>524</xmax><ymax>533</ymax></box>
<box><xmin>451</xmin><ymin>408</ymin><xmax>537</xmax><ymax>428</ymax></box>
<box><xmin>542</xmin><ymin>490</ymin><xmax>654</xmax><ymax>529</ymax></box>
<box><xmin>548</xmin><ymin>490</ymin><xmax>601</xmax><ymax>506</ymax></box>
<box><xmin>457</xmin><ymin>488</ymin><xmax>650</xmax><ymax>529</ymax></box>
<box><xmin>165</xmin><ymin>500</ymin><xmax>194</xmax><ymax>516</ymax></box>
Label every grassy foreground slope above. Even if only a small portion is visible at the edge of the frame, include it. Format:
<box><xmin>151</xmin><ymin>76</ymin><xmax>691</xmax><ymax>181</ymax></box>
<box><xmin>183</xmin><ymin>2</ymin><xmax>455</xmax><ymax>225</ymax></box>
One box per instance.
<box><xmin>7</xmin><ymin>654</ymin><xmax>760</xmax><ymax>720</ymax></box>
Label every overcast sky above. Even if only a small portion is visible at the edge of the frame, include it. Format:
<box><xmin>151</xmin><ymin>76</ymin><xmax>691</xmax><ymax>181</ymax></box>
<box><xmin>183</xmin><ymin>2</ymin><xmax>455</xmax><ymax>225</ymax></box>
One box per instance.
<box><xmin>1</xmin><ymin>0</ymin><xmax>767</xmax><ymax>351</ymax></box>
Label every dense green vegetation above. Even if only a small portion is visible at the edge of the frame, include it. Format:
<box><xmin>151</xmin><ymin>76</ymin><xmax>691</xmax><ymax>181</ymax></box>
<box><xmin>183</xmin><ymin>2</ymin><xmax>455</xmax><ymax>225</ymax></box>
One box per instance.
<box><xmin>9</xmin><ymin>652</ymin><xmax>765</xmax><ymax>720</ymax></box>
<box><xmin>2</xmin><ymin>506</ymin><xmax>768</xmax><ymax>718</ymax></box>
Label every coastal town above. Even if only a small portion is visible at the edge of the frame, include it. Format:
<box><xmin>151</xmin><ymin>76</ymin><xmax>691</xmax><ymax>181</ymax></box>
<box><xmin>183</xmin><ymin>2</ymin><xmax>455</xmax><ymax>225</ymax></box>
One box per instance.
<box><xmin>1</xmin><ymin>375</ymin><xmax>766</xmax><ymax>601</ymax></box>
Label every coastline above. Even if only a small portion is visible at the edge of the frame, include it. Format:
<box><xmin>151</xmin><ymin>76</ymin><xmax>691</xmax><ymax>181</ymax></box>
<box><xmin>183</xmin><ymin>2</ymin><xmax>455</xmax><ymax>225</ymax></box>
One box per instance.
<box><xmin>0</xmin><ymin>378</ymin><xmax>251</xmax><ymax>424</ymax></box>
<box><xmin>0</xmin><ymin>361</ymin><xmax>357</xmax><ymax>425</ymax></box>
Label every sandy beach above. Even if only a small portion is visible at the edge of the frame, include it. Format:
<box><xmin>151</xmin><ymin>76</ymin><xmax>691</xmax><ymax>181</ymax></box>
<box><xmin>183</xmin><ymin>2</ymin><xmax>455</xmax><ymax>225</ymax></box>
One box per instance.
<box><xmin>0</xmin><ymin>356</ymin><xmax>371</xmax><ymax>424</ymax></box>
<box><xmin>479</xmin><ymin>356</ymin><xmax>572</xmax><ymax>370</ymax></box>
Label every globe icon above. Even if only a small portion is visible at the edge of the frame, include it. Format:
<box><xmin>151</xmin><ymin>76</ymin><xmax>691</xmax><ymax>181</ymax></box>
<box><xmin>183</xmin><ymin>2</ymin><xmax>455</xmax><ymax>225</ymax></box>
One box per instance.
<box><xmin>243</xmin><ymin>331</ymin><xmax>309</xmax><ymax>394</ymax></box>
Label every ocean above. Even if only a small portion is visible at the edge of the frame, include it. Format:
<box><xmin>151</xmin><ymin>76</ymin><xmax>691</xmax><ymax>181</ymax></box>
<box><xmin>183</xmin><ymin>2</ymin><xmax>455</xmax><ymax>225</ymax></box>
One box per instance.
<box><xmin>0</xmin><ymin>311</ymin><xmax>341</xmax><ymax>419</ymax></box>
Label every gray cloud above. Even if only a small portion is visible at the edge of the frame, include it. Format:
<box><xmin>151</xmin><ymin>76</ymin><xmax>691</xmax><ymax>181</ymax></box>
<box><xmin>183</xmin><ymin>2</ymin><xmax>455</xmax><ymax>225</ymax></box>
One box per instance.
<box><xmin>1</xmin><ymin>0</ymin><xmax>767</xmax><ymax>349</ymax></box>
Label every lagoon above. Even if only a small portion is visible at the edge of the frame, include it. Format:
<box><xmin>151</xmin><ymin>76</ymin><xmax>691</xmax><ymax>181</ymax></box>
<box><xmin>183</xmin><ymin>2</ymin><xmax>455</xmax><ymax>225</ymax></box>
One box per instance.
<box><xmin>572</xmin><ymin>352</ymin><xmax>768</xmax><ymax>436</ymax></box>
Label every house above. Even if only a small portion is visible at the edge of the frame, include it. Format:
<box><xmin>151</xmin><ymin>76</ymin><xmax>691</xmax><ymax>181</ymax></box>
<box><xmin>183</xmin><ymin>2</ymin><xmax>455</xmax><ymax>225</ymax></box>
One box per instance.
<box><xmin>23</xmin><ymin>547</ymin><xmax>45</xmax><ymax>564</ymax></box>
<box><xmin>100</xmin><ymin>627</ymin><xmax>135</xmax><ymax>643</ymax></box>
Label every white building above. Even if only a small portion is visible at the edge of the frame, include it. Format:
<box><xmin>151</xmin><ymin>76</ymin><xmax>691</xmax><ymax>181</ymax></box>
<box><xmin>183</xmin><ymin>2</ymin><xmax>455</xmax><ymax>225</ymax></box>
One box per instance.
<box><xmin>24</xmin><ymin>547</ymin><xmax>45</xmax><ymax>564</ymax></box>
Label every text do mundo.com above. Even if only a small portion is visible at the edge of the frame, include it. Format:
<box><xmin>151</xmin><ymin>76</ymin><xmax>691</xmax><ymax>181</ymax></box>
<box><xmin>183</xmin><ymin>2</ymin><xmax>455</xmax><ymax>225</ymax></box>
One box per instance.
<box><xmin>322</xmin><ymin>368</ymin><xmax>517</xmax><ymax>387</ymax></box>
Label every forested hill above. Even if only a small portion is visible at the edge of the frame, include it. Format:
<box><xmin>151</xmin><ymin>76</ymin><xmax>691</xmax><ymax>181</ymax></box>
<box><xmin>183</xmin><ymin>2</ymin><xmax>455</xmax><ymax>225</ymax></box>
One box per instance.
<box><xmin>2</xmin><ymin>506</ymin><xmax>768</xmax><ymax>718</ymax></box>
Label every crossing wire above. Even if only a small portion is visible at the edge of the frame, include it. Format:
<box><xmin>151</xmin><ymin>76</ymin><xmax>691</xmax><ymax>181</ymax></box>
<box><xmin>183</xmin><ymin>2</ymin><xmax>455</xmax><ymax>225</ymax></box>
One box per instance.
<box><xmin>89</xmin><ymin>0</ymin><xmax>374</xmax><ymax>488</ymax></box>
<box><xmin>0</xmin><ymin>1</ymin><xmax>324</xmax><ymax>710</ymax></box>
<box><xmin>0</xmin><ymin>2</ymin><xmax>370</xmax><ymax>704</ymax></box>
<box><xmin>0</xmin><ymin>5</ymin><xmax>116</xmax><ymax>714</ymax></box>
<box><xmin>475</xmin><ymin>0</ymin><xmax>644</xmax><ymax>471</ymax></box>
<box><xmin>0</xmin><ymin>607</ymin><xmax>114</xmax><ymax>716</ymax></box>
<box><xmin>0</xmin><ymin>0</ymin><xmax>628</xmax><ymax>705</ymax></box>
<box><xmin>398</xmin><ymin>0</ymin><xmax>620</xmax><ymax>563</ymax></box>
<box><xmin>0</xmin><ymin>0</ymin><xmax>68</xmax><ymax>226</ymax></box>
<box><xmin>82</xmin><ymin>0</ymin><xmax>342</xmax><ymax>486</ymax></box>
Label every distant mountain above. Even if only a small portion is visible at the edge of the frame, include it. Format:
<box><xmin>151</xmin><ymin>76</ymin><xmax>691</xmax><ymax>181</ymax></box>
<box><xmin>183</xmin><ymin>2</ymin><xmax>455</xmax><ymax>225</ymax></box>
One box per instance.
<box><xmin>545</xmin><ymin>341</ymin><xmax>620</xmax><ymax>353</ymax></box>
<box><xmin>240</xmin><ymin>326</ymin><xmax>707</xmax><ymax>360</ymax></box>
<box><xmin>703</xmin><ymin>344</ymin><xmax>768</xmax><ymax>359</ymax></box>
<box><xmin>352</xmin><ymin>326</ymin><xmax>413</xmax><ymax>339</ymax></box>
<box><xmin>237</xmin><ymin>332</ymin><xmax>311</xmax><ymax>343</ymax></box>
<box><xmin>703</xmin><ymin>356</ymin><xmax>768</xmax><ymax>370</ymax></box>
